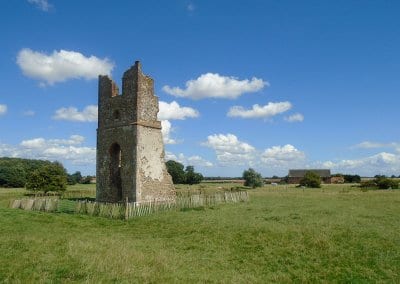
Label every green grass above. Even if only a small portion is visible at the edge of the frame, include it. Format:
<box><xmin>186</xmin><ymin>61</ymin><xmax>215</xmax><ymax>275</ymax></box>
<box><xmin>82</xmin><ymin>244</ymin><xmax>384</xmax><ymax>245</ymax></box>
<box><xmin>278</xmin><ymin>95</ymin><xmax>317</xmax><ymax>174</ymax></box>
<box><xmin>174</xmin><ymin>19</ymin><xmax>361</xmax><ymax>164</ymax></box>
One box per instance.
<box><xmin>1</xmin><ymin>184</ymin><xmax>399</xmax><ymax>282</ymax></box>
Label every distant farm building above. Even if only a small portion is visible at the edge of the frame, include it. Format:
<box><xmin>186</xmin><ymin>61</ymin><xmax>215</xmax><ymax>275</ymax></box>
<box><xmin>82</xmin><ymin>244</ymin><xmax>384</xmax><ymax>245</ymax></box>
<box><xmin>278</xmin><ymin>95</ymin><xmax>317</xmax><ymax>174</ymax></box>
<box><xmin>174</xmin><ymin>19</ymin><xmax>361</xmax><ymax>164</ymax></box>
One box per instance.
<box><xmin>288</xmin><ymin>169</ymin><xmax>331</xmax><ymax>184</ymax></box>
<box><xmin>330</xmin><ymin>175</ymin><xmax>345</xmax><ymax>184</ymax></box>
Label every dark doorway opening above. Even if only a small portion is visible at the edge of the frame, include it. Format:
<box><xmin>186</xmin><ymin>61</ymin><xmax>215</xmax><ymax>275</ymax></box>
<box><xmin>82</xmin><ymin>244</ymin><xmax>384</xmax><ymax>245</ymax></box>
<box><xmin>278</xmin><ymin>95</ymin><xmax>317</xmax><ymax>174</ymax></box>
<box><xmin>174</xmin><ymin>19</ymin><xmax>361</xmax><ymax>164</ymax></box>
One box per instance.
<box><xmin>109</xmin><ymin>143</ymin><xmax>122</xmax><ymax>201</ymax></box>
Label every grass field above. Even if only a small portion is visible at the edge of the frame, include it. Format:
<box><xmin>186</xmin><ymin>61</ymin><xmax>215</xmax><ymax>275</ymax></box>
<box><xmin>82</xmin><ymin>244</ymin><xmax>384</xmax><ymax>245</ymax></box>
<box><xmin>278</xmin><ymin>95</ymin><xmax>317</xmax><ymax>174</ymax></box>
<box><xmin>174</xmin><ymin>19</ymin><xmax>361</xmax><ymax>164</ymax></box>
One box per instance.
<box><xmin>1</xmin><ymin>183</ymin><xmax>399</xmax><ymax>282</ymax></box>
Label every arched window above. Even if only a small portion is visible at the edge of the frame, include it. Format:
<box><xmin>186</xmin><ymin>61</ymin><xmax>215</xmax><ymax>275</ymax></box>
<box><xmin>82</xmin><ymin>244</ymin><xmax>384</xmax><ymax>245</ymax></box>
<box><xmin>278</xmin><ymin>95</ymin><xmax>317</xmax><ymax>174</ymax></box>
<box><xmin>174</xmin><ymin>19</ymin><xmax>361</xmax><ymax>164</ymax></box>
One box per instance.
<box><xmin>109</xmin><ymin>143</ymin><xmax>122</xmax><ymax>201</ymax></box>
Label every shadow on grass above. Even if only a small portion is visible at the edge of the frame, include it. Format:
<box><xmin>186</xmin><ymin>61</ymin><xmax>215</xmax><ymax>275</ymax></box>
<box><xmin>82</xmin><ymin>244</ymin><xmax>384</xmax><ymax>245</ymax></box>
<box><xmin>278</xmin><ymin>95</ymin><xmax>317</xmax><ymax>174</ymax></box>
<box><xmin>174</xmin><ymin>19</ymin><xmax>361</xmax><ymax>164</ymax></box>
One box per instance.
<box><xmin>65</xmin><ymin>197</ymin><xmax>96</xmax><ymax>202</ymax></box>
<box><xmin>180</xmin><ymin>206</ymin><xmax>206</xmax><ymax>212</ymax></box>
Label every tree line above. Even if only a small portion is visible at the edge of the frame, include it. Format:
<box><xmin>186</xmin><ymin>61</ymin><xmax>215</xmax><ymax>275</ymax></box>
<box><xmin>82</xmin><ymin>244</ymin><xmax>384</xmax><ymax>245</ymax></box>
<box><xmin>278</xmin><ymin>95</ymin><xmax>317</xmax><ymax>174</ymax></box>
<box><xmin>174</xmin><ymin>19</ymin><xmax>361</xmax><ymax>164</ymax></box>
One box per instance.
<box><xmin>0</xmin><ymin>158</ymin><xmax>205</xmax><ymax>192</ymax></box>
<box><xmin>1</xmin><ymin>157</ymin><xmax>398</xmax><ymax>191</ymax></box>
<box><xmin>0</xmin><ymin>157</ymin><xmax>92</xmax><ymax>192</ymax></box>
<box><xmin>0</xmin><ymin>157</ymin><xmax>55</xmax><ymax>188</ymax></box>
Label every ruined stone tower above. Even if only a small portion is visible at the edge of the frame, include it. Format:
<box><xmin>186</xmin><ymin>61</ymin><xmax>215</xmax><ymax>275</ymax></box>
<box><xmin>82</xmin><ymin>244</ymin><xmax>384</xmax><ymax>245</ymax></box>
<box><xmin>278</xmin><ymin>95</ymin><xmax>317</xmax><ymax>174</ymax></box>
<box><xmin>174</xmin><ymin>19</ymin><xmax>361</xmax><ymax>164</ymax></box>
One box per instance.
<box><xmin>96</xmin><ymin>61</ymin><xmax>175</xmax><ymax>203</ymax></box>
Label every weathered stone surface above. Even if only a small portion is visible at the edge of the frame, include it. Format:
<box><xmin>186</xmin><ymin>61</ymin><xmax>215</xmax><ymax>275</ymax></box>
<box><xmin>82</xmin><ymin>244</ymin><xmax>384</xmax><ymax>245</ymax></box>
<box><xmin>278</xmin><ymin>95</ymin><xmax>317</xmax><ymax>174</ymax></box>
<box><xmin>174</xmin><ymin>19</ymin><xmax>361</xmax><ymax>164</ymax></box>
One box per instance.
<box><xmin>96</xmin><ymin>61</ymin><xmax>175</xmax><ymax>203</ymax></box>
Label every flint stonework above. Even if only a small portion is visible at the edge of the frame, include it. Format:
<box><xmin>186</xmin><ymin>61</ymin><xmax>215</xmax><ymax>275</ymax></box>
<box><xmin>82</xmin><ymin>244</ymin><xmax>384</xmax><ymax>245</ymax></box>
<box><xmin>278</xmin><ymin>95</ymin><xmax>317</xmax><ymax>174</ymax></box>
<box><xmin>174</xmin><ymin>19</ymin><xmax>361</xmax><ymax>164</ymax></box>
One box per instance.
<box><xmin>96</xmin><ymin>61</ymin><xmax>175</xmax><ymax>203</ymax></box>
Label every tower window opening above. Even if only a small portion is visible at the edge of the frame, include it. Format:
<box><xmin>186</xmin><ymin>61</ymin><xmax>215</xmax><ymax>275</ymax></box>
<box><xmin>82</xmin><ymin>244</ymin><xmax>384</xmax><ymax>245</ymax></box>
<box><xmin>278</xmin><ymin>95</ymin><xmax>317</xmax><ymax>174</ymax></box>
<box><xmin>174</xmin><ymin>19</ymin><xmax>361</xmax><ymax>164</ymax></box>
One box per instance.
<box><xmin>113</xmin><ymin>110</ymin><xmax>121</xmax><ymax>120</ymax></box>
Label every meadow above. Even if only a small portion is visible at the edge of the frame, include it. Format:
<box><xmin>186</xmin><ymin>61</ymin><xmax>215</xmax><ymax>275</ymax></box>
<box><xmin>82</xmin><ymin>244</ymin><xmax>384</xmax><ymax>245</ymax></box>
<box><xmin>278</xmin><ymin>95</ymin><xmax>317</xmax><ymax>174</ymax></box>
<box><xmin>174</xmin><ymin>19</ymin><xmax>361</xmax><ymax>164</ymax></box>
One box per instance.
<box><xmin>0</xmin><ymin>183</ymin><xmax>399</xmax><ymax>282</ymax></box>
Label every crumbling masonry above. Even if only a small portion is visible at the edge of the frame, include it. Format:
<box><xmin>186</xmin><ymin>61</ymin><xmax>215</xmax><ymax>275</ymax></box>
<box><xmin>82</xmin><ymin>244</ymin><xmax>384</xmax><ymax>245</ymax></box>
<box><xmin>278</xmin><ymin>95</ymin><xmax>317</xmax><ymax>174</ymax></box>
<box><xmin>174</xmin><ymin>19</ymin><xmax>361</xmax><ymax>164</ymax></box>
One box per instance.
<box><xmin>96</xmin><ymin>61</ymin><xmax>175</xmax><ymax>203</ymax></box>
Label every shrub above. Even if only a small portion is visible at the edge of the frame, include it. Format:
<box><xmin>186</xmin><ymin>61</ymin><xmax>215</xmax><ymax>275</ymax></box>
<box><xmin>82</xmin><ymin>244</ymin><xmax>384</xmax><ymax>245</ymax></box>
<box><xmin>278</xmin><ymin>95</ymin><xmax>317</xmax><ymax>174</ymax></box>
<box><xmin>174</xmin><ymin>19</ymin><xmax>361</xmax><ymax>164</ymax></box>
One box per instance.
<box><xmin>375</xmin><ymin>177</ymin><xmax>399</xmax><ymax>189</ymax></box>
<box><xmin>299</xmin><ymin>171</ymin><xmax>321</xmax><ymax>188</ymax></box>
<box><xmin>343</xmin><ymin>174</ymin><xmax>361</xmax><ymax>183</ymax></box>
<box><xmin>26</xmin><ymin>161</ymin><xmax>67</xmax><ymax>193</ymax></box>
<box><xmin>243</xmin><ymin>168</ymin><xmax>263</xmax><ymax>188</ymax></box>
<box><xmin>360</xmin><ymin>180</ymin><xmax>377</xmax><ymax>190</ymax></box>
<box><xmin>359</xmin><ymin>178</ymin><xmax>398</xmax><ymax>190</ymax></box>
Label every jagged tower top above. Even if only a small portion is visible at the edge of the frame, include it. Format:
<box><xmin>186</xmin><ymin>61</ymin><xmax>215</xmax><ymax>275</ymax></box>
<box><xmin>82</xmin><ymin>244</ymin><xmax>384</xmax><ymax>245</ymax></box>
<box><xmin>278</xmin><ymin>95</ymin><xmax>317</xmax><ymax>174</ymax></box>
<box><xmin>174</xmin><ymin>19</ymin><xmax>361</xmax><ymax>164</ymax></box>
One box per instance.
<box><xmin>98</xmin><ymin>61</ymin><xmax>160</xmax><ymax>129</ymax></box>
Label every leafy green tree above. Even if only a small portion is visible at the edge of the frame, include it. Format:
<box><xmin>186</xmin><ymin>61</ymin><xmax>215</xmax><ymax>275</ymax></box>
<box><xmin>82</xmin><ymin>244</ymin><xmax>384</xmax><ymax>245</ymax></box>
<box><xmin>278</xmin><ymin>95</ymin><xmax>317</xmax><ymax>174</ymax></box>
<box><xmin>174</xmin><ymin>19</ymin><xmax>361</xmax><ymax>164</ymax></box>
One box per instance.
<box><xmin>299</xmin><ymin>171</ymin><xmax>321</xmax><ymax>188</ymax></box>
<box><xmin>0</xmin><ymin>165</ymin><xmax>26</xmax><ymax>187</ymax></box>
<box><xmin>243</xmin><ymin>168</ymin><xmax>263</xmax><ymax>188</ymax></box>
<box><xmin>0</xmin><ymin>157</ymin><xmax>53</xmax><ymax>188</ymax></box>
<box><xmin>26</xmin><ymin>161</ymin><xmax>67</xmax><ymax>193</ymax></box>
<box><xmin>185</xmin><ymin>166</ymin><xmax>203</xmax><ymax>185</ymax></box>
<box><xmin>166</xmin><ymin>160</ymin><xmax>186</xmax><ymax>184</ymax></box>
<box><xmin>166</xmin><ymin>161</ymin><xmax>204</xmax><ymax>185</ymax></box>
<box><xmin>67</xmin><ymin>171</ymin><xmax>82</xmax><ymax>185</ymax></box>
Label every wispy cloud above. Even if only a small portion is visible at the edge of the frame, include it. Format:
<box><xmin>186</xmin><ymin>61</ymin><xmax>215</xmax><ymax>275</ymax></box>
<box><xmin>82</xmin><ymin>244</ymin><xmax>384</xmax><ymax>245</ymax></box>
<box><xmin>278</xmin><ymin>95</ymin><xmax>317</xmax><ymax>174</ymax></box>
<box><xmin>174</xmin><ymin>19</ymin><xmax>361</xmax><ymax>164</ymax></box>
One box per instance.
<box><xmin>17</xmin><ymin>48</ymin><xmax>114</xmax><ymax>85</ymax></box>
<box><xmin>0</xmin><ymin>104</ymin><xmax>7</xmax><ymax>116</ymax></box>
<box><xmin>187</xmin><ymin>3</ymin><xmax>195</xmax><ymax>11</ymax></box>
<box><xmin>353</xmin><ymin>141</ymin><xmax>400</xmax><ymax>150</ymax></box>
<box><xmin>27</xmin><ymin>0</ymin><xmax>51</xmax><ymax>12</ymax></box>
<box><xmin>163</xmin><ymin>73</ymin><xmax>267</xmax><ymax>100</ymax></box>
<box><xmin>228</xmin><ymin>101</ymin><xmax>292</xmax><ymax>119</ymax></box>
<box><xmin>284</xmin><ymin>113</ymin><xmax>304</xmax><ymax>122</ymax></box>
<box><xmin>22</xmin><ymin>110</ymin><xmax>35</xmax><ymax>116</ymax></box>
<box><xmin>53</xmin><ymin>105</ymin><xmax>98</xmax><ymax>122</ymax></box>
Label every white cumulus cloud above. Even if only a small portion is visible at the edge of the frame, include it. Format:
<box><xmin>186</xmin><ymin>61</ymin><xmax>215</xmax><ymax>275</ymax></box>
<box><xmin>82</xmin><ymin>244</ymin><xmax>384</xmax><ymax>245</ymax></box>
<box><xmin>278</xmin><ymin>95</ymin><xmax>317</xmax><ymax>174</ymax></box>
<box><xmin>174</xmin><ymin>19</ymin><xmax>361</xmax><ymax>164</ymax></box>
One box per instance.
<box><xmin>0</xmin><ymin>104</ymin><xmax>7</xmax><ymax>116</ymax></box>
<box><xmin>20</xmin><ymin>138</ymin><xmax>46</xmax><ymax>149</ymax></box>
<box><xmin>228</xmin><ymin>101</ymin><xmax>292</xmax><ymax>118</ymax></box>
<box><xmin>28</xmin><ymin>0</ymin><xmax>51</xmax><ymax>11</ymax></box>
<box><xmin>262</xmin><ymin>144</ymin><xmax>306</xmax><ymax>165</ymax></box>
<box><xmin>162</xmin><ymin>73</ymin><xmax>267</xmax><ymax>100</ymax></box>
<box><xmin>17</xmin><ymin>48</ymin><xmax>114</xmax><ymax>85</ymax></box>
<box><xmin>202</xmin><ymin>133</ymin><xmax>255</xmax><ymax>165</ymax></box>
<box><xmin>158</xmin><ymin>101</ymin><xmax>199</xmax><ymax>120</ymax></box>
<box><xmin>284</xmin><ymin>113</ymin><xmax>304</xmax><ymax>122</ymax></box>
<box><xmin>188</xmin><ymin>155</ymin><xmax>213</xmax><ymax>167</ymax></box>
<box><xmin>321</xmin><ymin>152</ymin><xmax>400</xmax><ymax>176</ymax></box>
<box><xmin>161</xmin><ymin>120</ymin><xmax>178</xmax><ymax>145</ymax></box>
<box><xmin>21</xmin><ymin>135</ymin><xmax>85</xmax><ymax>149</ymax></box>
<box><xmin>53</xmin><ymin>105</ymin><xmax>98</xmax><ymax>122</ymax></box>
<box><xmin>0</xmin><ymin>135</ymin><xmax>95</xmax><ymax>166</ymax></box>
<box><xmin>158</xmin><ymin>101</ymin><xmax>199</xmax><ymax>144</ymax></box>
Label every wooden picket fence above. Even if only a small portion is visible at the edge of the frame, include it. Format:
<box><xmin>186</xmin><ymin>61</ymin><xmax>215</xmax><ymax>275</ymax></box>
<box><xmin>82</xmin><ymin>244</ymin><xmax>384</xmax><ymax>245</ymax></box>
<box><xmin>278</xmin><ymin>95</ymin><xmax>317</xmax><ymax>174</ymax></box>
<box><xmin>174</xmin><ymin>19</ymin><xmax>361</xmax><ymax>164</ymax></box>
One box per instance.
<box><xmin>9</xmin><ymin>191</ymin><xmax>249</xmax><ymax>220</ymax></box>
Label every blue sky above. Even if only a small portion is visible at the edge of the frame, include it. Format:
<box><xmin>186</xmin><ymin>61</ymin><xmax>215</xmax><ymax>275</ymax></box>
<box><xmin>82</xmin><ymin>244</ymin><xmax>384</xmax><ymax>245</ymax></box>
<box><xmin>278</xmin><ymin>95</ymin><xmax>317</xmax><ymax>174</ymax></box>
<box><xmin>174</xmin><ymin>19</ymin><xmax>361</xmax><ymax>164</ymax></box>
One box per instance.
<box><xmin>0</xmin><ymin>0</ymin><xmax>399</xmax><ymax>177</ymax></box>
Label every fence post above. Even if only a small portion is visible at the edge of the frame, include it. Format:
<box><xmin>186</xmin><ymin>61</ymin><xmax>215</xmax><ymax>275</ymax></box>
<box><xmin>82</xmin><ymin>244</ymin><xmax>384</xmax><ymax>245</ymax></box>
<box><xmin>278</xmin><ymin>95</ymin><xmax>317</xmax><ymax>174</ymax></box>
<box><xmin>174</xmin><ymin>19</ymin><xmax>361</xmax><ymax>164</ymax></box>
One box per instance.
<box><xmin>125</xmin><ymin>197</ymin><xmax>129</xmax><ymax>220</ymax></box>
